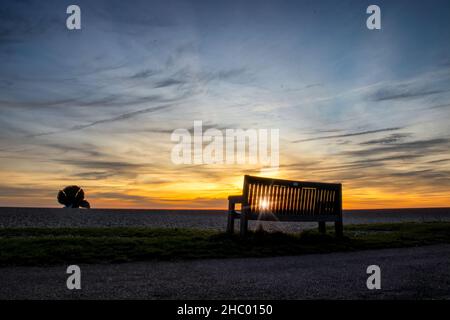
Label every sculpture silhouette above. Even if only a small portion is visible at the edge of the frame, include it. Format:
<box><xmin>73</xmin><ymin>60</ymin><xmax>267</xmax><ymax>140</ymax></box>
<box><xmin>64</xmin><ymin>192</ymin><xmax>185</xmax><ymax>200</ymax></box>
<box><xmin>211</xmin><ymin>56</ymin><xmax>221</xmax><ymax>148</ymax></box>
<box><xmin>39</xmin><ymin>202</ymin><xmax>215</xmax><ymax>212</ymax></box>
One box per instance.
<box><xmin>57</xmin><ymin>185</ymin><xmax>90</xmax><ymax>208</ymax></box>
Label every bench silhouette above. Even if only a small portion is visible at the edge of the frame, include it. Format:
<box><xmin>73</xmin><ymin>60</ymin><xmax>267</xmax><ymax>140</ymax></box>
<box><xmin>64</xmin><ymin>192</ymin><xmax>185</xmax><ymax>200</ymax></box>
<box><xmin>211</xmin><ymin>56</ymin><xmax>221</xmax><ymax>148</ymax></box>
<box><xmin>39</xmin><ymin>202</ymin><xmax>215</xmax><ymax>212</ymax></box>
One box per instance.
<box><xmin>227</xmin><ymin>175</ymin><xmax>343</xmax><ymax>236</ymax></box>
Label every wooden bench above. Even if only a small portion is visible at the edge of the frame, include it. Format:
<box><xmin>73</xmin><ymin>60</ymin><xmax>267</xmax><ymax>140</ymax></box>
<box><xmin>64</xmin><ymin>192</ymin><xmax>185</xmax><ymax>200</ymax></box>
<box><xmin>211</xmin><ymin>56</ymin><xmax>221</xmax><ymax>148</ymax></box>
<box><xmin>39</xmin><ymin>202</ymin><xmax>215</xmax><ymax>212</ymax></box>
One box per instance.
<box><xmin>227</xmin><ymin>175</ymin><xmax>343</xmax><ymax>236</ymax></box>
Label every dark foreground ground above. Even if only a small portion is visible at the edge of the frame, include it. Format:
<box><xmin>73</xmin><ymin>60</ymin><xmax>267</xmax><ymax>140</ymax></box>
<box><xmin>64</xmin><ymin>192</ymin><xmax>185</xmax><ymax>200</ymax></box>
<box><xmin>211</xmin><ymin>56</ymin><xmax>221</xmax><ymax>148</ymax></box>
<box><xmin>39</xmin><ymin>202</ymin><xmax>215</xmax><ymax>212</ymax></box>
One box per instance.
<box><xmin>1</xmin><ymin>207</ymin><xmax>449</xmax><ymax>300</ymax></box>
<box><xmin>1</xmin><ymin>244</ymin><xmax>449</xmax><ymax>299</ymax></box>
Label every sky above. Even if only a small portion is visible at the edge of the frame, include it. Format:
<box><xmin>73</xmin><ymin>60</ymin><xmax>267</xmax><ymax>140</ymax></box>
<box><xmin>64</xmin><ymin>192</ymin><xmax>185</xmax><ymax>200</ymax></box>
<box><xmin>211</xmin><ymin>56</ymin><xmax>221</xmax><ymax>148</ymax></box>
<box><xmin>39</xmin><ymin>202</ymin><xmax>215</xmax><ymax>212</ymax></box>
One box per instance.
<box><xmin>0</xmin><ymin>0</ymin><xmax>449</xmax><ymax>209</ymax></box>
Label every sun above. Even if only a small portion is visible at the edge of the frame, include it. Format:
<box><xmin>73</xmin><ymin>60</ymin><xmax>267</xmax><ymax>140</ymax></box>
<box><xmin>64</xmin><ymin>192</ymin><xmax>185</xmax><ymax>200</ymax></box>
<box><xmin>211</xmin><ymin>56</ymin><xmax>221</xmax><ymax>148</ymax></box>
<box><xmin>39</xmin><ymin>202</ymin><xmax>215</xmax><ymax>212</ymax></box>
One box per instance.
<box><xmin>260</xmin><ymin>199</ymin><xmax>270</xmax><ymax>210</ymax></box>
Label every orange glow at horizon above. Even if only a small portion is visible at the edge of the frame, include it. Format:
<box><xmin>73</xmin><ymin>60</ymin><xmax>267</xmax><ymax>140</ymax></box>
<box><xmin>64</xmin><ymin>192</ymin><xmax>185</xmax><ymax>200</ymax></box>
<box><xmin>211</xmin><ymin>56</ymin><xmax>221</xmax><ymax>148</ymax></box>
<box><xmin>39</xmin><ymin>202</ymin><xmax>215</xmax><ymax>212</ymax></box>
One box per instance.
<box><xmin>1</xmin><ymin>168</ymin><xmax>449</xmax><ymax>210</ymax></box>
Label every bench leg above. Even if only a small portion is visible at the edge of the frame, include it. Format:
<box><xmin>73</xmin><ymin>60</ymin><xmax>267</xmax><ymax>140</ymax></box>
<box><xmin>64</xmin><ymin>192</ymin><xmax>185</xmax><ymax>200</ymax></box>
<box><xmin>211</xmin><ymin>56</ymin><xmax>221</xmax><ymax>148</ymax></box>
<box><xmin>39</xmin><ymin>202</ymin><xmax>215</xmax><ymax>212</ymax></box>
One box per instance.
<box><xmin>226</xmin><ymin>201</ymin><xmax>235</xmax><ymax>234</ymax></box>
<box><xmin>335</xmin><ymin>220</ymin><xmax>343</xmax><ymax>237</ymax></box>
<box><xmin>226</xmin><ymin>214</ymin><xmax>235</xmax><ymax>234</ymax></box>
<box><xmin>318</xmin><ymin>221</ymin><xmax>326</xmax><ymax>234</ymax></box>
<box><xmin>226</xmin><ymin>199</ymin><xmax>237</xmax><ymax>234</ymax></box>
<box><xmin>240</xmin><ymin>213</ymin><xmax>248</xmax><ymax>236</ymax></box>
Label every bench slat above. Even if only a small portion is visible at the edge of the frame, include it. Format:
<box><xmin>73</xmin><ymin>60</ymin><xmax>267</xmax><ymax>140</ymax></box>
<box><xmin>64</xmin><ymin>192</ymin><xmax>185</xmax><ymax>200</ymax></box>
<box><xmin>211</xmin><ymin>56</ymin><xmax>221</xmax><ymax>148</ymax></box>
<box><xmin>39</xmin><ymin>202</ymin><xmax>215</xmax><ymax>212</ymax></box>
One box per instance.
<box><xmin>243</xmin><ymin>175</ymin><xmax>341</xmax><ymax>217</ymax></box>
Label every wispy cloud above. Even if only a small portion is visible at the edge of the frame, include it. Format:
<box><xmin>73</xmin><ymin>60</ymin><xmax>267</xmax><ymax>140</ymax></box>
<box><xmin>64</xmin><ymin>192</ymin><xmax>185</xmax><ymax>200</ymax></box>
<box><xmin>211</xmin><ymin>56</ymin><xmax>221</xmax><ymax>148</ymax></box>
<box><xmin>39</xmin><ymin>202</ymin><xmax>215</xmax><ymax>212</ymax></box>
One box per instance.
<box><xmin>370</xmin><ymin>88</ymin><xmax>449</xmax><ymax>102</ymax></box>
<box><xmin>128</xmin><ymin>69</ymin><xmax>159</xmax><ymax>80</ymax></box>
<box><xmin>360</xmin><ymin>133</ymin><xmax>412</xmax><ymax>145</ymax></box>
<box><xmin>154</xmin><ymin>78</ymin><xmax>185</xmax><ymax>88</ymax></box>
<box><xmin>28</xmin><ymin>104</ymin><xmax>174</xmax><ymax>137</ymax></box>
<box><xmin>344</xmin><ymin>138</ymin><xmax>450</xmax><ymax>158</ymax></box>
<box><xmin>293</xmin><ymin>127</ymin><xmax>402</xmax><ymax>143</ymax></box>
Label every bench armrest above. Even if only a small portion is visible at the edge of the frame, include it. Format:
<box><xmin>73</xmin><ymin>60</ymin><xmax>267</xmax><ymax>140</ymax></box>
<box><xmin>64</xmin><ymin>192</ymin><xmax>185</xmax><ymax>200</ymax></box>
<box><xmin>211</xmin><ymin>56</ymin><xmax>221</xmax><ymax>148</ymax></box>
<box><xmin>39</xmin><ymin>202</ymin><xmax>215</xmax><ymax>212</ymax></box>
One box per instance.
<box><xmin>228</xmin><ymin>195</ymin><xmax>243</xmax><ymax>216</ymax></box>
<box><xmin>228</xmin><ymin>195</ymin><xmax>244</xmax><ymax>204</ymax></box>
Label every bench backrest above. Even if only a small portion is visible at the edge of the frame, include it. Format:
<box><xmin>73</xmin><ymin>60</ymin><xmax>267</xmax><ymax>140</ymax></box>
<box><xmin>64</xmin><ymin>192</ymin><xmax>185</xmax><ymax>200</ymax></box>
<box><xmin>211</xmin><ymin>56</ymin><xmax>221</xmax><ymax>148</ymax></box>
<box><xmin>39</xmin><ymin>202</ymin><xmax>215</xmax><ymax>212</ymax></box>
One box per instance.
<box><xmin>242</xmin><ymin>175</ymin><xmax>342</xmax><ymax>217</ymax></box>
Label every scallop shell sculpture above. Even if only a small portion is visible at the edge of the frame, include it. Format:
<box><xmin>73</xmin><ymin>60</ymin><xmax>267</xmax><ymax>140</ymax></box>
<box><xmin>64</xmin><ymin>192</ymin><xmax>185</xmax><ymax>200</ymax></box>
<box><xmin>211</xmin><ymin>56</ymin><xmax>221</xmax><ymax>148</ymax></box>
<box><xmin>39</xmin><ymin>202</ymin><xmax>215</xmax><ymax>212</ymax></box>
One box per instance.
<box><xmin>57</xmin><ymin>185</ymin><xmax>90</xmax><ymax>208</ymax></box>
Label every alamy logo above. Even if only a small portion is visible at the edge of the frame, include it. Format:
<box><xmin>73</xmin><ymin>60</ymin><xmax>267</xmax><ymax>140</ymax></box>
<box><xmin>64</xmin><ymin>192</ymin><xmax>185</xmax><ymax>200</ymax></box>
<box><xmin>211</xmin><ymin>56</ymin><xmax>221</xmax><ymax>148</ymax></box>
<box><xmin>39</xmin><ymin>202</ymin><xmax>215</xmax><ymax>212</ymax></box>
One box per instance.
<box><xmin>171</xmin><ymin>121</ymin><xmax>279</xmax><ymax>171</ymax></box>
<box><xmin>366</xmin><ymin>5</ymin><xmax>381</xmax><ymax>30</ymax></box>
<box><xmin>66</xmin><ymin>265</ymin><xmax>81</xmax><ymax>290</ymax></box>
<box><xmin>366</xmin><ymin>265</ymin><xmax>381</xmax><ymax>290</ymax></box>
<box><xmin>66</xmin><ymin>5</ymin><xmax>81</xmax><ymax>30</ymax></box>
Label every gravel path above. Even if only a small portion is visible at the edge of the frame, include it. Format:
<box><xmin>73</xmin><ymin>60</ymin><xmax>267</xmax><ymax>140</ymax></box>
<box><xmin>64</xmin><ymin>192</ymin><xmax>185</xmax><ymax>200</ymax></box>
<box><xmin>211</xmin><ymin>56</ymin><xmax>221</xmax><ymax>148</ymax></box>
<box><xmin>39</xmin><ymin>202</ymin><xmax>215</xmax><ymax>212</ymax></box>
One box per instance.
<box><xmin>1</xmin><ymin>207</ymin><xmax>449</xmax><ymax>232</ymax></box>
<box><xmin>1</xmin><ymin>244</ymin><xmax>449</xmax><ymax>299</ymax></box>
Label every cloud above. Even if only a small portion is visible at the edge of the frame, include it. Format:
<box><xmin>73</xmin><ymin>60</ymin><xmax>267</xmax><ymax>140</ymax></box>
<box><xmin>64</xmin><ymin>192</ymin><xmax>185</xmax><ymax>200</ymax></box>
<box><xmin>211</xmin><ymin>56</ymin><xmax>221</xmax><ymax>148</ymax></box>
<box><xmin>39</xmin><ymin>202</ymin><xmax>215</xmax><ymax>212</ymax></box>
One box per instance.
<box><xmin>125</xmin><ymin>121</ymin><xmax>232</xmax><ymax>135</ymax></box>
<box><xmin>42</xmin><ymin>143</ymin><xmax>106</xmax><ymax>158</ymax></box>
<box><xmin>281</xmin><ymin>135</ymin><xmax>450</xmax><ymax>192</ymax></box>
<box><xmin>429</xmin><ymin>103</ymin><xmax>450</xmax><ymax>110</ymax></box>
<box><xmin>360</xmin><ymin>133</ymin><xmax>411</xmax><ymax>145</ymax></box>
<box><xmin>154</xmin><ymin>78</ymin><xmax>185</xmax><ymax>88</ymax></box>
<box><xmin>58</xmin><ymin>159</ymin><xmax>142</xmax><ymax>171</ymax></box>
<box><xmin>371</xmin><ymin>89</ymin><xmax>448</xmax><ymax>102</ymax></box>
<box><xmin>369</xmin><ymin>76</ymin><xmax>450</xmax><ymax>102</ymax></box>
<box><xmin>0</xmin><ymin>185</ymin><xmax>46</xmax><ymax>197</ymax></box>
<box><xmin>28</xmin><ymin>104</ymin><xmax>174</xmax><ymax>137</ymax></box>
<box><xmin>76</xmin><ymin>94</ymin><xmax>165</xmax><ymax>108</ymax></box>
<box><xmin>128</xmin><ymin>69</ymin><xmax>159</xmax><ymax>79</ymax></box>
<box><xmin>56</xmin><ymin>159</ymin><xmax>147</xmax><ymax>179</ymax></box>
<box><xmin>293</xmin><ymin>127</ymin><xmax>402</xmax><ymax>143</ymax></box>
<box><xmin>90</xmin><ymin>192</ymin><xmax>150</xmax><ymax>202</ymax></box>
<box><xmin>344</xmin><ymin>138</ymin><xmax>450</xmax><ymax>158</ymax></box>
<box><xmin>0</xmin><ymin>98</ymin><xmax>84</xmax><ymax>109</ymax></box>
<box><xmin>71</xmin><ymin>171</ymin><xmax>115</xmax><ymax>180</ymax></box>
<box><xmin>167</xmin><ymin>67</ymin><xmax>249</xmax><ymax>86</ymax></box>
<box><xmin>390</xmin><ymin>169</ymin><xmax>447</xmax><ymax>178</ymax></box>
<box><xmin>213</xmin><ymin>68</ymin><xmax>248</xmax><ymax>81</ymax></box>
<box><xmin>427</xmin><ymin>158</ymin><xmax>450</xmax><ymax>164</ymax></box>
<box><xmin>280</xmin><ymin>153</ymin><xmax>423</xmax><ymax>175</ymax></box>
<box><xmin>0</xmin><ymin>92</ymin><xmax>168</xmax><ymax>110</ymax></box>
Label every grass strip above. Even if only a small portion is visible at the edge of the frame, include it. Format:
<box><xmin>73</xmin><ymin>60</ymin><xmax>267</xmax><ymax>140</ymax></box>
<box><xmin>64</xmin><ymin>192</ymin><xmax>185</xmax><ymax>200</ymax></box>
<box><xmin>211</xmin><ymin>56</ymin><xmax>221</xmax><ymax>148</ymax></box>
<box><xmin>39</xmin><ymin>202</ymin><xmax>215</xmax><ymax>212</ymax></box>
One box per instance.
<box><xmin>1</xmin><ymin>222</ymin><xmax>450</xmax><ymax>266</ymax></box>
